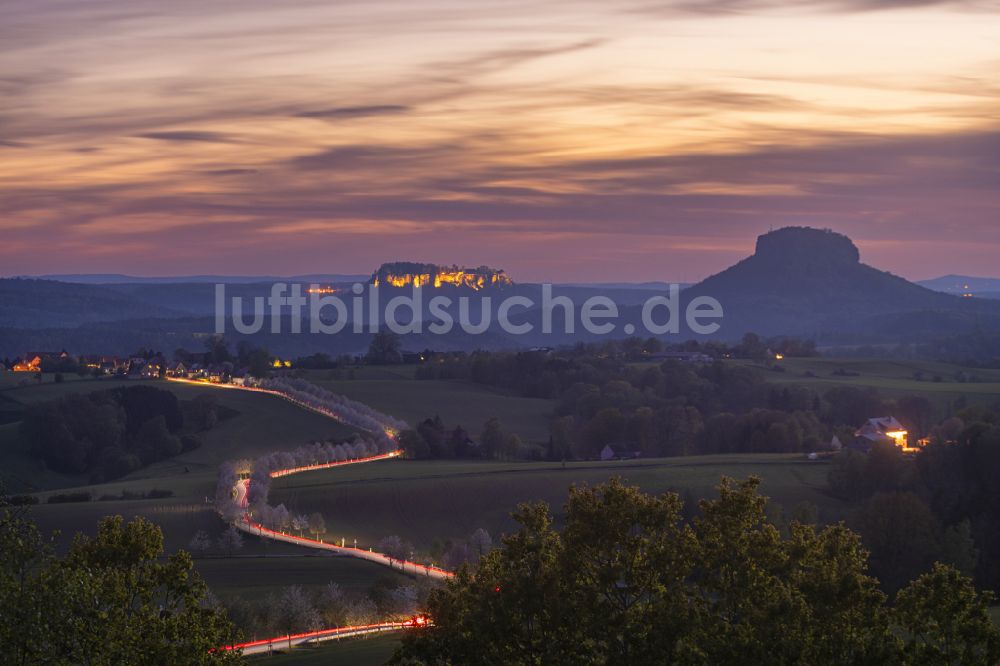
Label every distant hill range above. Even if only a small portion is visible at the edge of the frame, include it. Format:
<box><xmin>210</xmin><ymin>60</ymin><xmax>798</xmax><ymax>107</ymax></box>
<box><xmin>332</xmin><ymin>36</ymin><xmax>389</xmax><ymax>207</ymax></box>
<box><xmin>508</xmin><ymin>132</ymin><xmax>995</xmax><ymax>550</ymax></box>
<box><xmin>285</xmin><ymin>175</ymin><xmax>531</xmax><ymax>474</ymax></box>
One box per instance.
<box><xmin>918</xmin><ymin>275</ymin><xmax>1000</xmax><ymax>300</ymax></box>
<box><xmin>0</xmin><ymin>278</ymin><xmax>189</xmax><ymax>329</ymax></box>
<box><xmin>25</xmin><ymin>273</ymin><xmax>370</xmax><ymax>285</ymax></box>
<box><xmin>564</xmin><ymin>281</ymin><xmax>692</xmax><ymax>291</ymax></box>
<box><xmin>682</xmin><ymin>227</ymin><xmax>1000</xmax><ymax>339</ymax></box>
<box><xmin>3</xmin><ymin>227</ymin><xmax>1000</xmax><ymax>355</ymax></box>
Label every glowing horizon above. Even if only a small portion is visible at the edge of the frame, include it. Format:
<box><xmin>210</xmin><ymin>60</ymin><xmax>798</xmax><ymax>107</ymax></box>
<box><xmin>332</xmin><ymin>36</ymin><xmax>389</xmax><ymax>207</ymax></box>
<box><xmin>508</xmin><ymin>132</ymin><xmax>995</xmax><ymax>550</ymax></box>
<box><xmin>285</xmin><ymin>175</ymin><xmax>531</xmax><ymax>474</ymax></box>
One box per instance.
<box><xmin>2</xmin><ymin>0</ymin><xmax>998</xmax><ymax>282</ymax></box>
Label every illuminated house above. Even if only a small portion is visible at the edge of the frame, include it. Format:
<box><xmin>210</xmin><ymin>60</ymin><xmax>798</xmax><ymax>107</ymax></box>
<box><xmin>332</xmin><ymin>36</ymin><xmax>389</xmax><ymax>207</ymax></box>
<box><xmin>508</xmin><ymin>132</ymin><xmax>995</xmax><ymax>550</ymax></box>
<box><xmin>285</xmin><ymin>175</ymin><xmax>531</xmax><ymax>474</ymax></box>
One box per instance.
<box><xmin>12</xmin><ymin>356</ymin><xmax>42</xmax><ymax>372</ymax></box>
<box><xmin>12</xmin><ymin>350</ymin><xmax>72</xmax><ymax>372</ymax></box>
<box><xmin>141</xmin><ymin>360</ymin><xmax>163</xmax><ymax>379</ymax></box>
<box><xmin>80</xmin><ymin>355</ymin><xmax>125</xmax><ymax>375</ymax></box>
<box><xmin>165</xmin><ymin>361</ymin><xmax>187</xmax><ymax>377</ymax></box>
<box><xmin>853</xmin><ymin>416</ymin><xmax>912</xmax><ymax>452</ymax></box>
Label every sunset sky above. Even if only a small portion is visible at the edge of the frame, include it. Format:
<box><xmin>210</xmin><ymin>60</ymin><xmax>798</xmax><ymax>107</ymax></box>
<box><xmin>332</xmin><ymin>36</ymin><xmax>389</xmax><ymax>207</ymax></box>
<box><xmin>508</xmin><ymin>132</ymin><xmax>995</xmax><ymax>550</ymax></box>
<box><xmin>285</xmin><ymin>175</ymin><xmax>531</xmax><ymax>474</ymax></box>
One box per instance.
<box><xmin>2</xmin><ymin>0</ymin><xmax>998</xmax><ymax>282</ymax></box>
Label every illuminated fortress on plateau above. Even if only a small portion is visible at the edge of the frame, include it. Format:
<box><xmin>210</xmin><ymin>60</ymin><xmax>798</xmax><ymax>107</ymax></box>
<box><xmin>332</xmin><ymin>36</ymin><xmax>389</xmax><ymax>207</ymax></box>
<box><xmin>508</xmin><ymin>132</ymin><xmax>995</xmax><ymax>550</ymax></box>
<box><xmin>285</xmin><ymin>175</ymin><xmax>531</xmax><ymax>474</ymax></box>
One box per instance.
<box><xmin>371</xmin><ymin>262</ymin><xmax>513</xmax><ymax>290</ymax></box>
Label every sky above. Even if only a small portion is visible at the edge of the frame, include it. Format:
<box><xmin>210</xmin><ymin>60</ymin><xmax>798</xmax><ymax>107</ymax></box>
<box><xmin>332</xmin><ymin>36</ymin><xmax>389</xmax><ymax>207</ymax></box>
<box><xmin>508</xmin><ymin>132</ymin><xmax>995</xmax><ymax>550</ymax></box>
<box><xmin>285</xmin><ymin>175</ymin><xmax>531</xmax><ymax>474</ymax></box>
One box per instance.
<box><xmin>1</xmin><ymin>0</ymin><xmax>999</xmax><ymax>283</ymax></box>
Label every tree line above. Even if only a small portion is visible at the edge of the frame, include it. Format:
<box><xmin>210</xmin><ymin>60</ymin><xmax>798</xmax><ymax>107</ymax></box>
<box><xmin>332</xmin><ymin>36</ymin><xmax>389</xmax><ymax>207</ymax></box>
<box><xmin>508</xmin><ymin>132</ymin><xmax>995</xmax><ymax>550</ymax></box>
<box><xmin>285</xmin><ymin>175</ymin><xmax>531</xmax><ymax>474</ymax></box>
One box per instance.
<box><xmin>828</xmin><ymin>404</ymin><xmax>1000</xmax><ymax>596</ymax></box>
<box><xmin>404</xmin><ymin>346</ymin><xmax>940</xmax><ymax>460</ymax></box>
<box><xmin>0</xmin><ymin>494</ymin><xmax>241</xmax><ymax>665</ymax></box>
<box><xmin>19</xmin><ymin>385</ymin><xmax>204</xmax><ymax>482</ymax></box>
<box><xmin>394</xmin><ymin>477</ymin><xmax>1000</xmax><ymax>665</ymax></box>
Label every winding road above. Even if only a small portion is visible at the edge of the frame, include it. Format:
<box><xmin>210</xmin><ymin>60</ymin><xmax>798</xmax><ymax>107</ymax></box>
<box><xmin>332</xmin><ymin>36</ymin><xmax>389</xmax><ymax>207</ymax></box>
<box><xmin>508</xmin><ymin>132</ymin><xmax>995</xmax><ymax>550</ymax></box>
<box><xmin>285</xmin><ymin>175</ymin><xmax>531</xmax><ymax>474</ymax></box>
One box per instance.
<box><xmin>166</xmin><ymin>377</ymin><xmax>451</xmax><ymax>656</ymax></box>
<box><xmin>231</xmin><ymin>454</ymin><xmax>452</xmax><ymax>580</ymax></box>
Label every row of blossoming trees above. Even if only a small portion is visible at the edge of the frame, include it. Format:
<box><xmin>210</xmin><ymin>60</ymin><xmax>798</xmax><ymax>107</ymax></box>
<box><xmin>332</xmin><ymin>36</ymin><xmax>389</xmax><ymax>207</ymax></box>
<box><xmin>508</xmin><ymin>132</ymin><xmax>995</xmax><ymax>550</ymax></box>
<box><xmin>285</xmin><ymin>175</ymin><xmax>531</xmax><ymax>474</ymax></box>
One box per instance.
<box><xmin>214</xmin><ymin>377</ymin><xmax>406</xmax><ymax>530</ymax></box>
<box><xmin>215</xmin><ymin>435</ymin><xmax>399</xmax><ymax>525</ymax></box>
<box><xmin>259</xmin><ymin>376</ymin><xmax>407</xmax><ymax>436</ymax></box>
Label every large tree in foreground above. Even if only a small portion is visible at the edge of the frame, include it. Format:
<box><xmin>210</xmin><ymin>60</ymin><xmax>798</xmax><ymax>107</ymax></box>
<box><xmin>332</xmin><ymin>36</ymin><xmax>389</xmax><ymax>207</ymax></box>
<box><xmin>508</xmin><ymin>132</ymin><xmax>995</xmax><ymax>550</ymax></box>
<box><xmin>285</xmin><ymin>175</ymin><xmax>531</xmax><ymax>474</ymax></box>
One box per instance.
<box><xmin>394</xmin><ymin>477</ymin><xmax>1000</xmax><ymax>666</ymax></box>
<box><xmin>0</xmin><ymin>500</ymin><xmax>242</xmax><ymax>665</ymax></box>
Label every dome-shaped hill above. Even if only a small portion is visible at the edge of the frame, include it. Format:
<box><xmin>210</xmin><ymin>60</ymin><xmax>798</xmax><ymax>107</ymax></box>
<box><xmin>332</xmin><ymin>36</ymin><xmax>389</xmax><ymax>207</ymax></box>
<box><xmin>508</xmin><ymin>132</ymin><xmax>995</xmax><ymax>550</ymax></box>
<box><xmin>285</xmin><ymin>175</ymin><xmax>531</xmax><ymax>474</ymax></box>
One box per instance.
<box><xmin>682</xmin><ymin>227</ymin><xmax>1000</xmax><ymax>339</ymax></box>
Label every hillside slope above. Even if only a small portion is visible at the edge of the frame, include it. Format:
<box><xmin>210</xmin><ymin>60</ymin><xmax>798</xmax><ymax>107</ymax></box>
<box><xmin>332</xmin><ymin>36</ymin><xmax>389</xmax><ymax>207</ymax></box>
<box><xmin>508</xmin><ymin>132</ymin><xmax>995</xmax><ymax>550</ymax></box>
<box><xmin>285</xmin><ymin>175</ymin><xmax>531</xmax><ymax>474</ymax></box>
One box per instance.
<box><xmin>0</xmin><ymin>278</ymin><xmax>189</xmax><ymax>329</ymax></box>
<box><xmin>683</xmin><ymin>227</ymin><xmax>1000</xmax><ymax>340</ymax></box>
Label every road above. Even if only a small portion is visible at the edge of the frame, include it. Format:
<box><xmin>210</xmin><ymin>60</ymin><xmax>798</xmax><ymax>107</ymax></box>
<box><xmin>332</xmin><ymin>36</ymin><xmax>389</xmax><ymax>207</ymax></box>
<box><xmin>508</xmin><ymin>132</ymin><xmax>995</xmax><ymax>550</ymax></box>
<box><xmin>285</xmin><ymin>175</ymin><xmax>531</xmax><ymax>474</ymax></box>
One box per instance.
<box><xmin>166</xmin><ymin>376</ymin><xmax>400</xmax><ymax>437</ymax></box>
<box><xmin>219</xmin><ymin>620</ymin><xmax>426</xmax><ymax>657</ymax></box>
<box><xmin>175</xmin><ymin>376</ymin><xmax>452</xmax><ymax>655</ymax></box>
<box><xmin>232</xmin><ymin>463</ymin><xmax>452</xmax><ymax>580</ymax></box>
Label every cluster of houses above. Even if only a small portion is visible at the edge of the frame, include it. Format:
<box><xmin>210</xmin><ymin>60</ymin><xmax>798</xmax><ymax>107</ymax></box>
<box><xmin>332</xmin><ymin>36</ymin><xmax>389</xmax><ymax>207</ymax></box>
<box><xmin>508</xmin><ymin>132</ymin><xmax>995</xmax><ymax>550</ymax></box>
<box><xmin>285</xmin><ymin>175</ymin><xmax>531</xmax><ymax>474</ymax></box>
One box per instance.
<box><xmin>5</xmin><ymin>350</ymin><xmax>74</xmax><ymax>373</ymax></box>
<box><xmin>2</xmin><ymin>350</ymin><xmax>96</xmax><ymax>374</ymax></box>
<box><xmin>8</xmin><ymin>353</ymin><xmax>41</xmax><ymax>372</ymax></box>
<box><xmin>164</xmin><ymin>361</ymin><xmax>250</xmax><ymax>385</ymax></box>
<box><xmin>0</xmin><ymin>350</ymin><xmax>251</xmax><ymax>385</ymax></box>
<box><xmin>1</xmin><ymin>350</ymin><xmax>167</xmax><ymax>379</ymax></box>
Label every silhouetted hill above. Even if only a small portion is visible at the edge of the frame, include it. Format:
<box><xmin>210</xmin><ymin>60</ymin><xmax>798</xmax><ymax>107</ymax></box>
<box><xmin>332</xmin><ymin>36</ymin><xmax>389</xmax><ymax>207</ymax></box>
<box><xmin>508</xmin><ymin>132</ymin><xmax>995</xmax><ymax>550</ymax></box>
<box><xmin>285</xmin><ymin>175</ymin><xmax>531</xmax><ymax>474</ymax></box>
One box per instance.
<box><xmin>5</xmin><ymin>231</ymin><xmax>1000</xmax><ymax>355</ymax></box>
<box><xmin>0</xmin><ymin>278</ymin><xmax>188</xmax><ymax>329</ymax></box>
<box><xmin>684</xmin><ymin>227</ymin><xmax>1000</xmax><ymax>340</ymax></box>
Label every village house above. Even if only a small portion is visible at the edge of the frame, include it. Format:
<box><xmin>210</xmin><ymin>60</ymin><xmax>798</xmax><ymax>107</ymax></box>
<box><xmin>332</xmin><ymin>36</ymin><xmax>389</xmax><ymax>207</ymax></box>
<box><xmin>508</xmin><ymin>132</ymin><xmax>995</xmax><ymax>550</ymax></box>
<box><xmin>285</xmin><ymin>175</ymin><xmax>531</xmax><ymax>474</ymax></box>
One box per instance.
<box><xmin>11</xmin><ymin>356</ymin><xmax>42</xmax><ymax>372</ymax></box>
<box><xmin>206</xmin><ymin>363</ymin><xmax>232</xmax><ymax>383</ymax></box>
<box><xmin>12</xmin><ymin>350</ymin><xmax>70</xmax><ymax>372</ymax></box>
<box><xmin>165</xmin><ymin>361</ymin><xmax>187</xmax><ymax>377</ymax></box>
<box><xmin>852</xmin><ymin>416</ymin><xmax>925</xmax><ymax>453</ymax></box>
<box><xmin>141</xmin><ymin>358</ymin><xmax>164</xmax><ymax>379</ymax></box>
<box><xmin>79</xmin><ymin>355</ymin><xmax>126</xmax><ymax>375</ymax></box>
<box><xmin>126</xmin><ymin>358</ymin><xmax>147</xmax><ymax>379</ymax></box>
<box><xmin>600</xmin><ymin>443</ymin><xmax>642</xmax><ymax>461</ymax></box>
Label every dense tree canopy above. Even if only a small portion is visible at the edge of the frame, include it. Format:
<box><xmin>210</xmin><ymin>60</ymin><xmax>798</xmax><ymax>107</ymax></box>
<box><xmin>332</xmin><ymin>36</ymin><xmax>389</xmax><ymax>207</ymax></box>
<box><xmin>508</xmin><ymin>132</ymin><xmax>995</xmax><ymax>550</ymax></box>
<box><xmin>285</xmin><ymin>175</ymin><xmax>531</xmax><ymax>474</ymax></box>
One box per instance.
<box><xmin>20</xmin><ymin>385</ymin><xmax>184</xmax><ymax>481</ymax></box>
<box><xmin>412</xmin><ymin>347</ymin><xmax>882</xmax><ymax>459</ymax></box>
<box><xmin>393</xmin><ymin>478</ymin><xmax>1000</xmax><ymax>666</ymax></box>
<box><xmin>0</xmin><ymin>499</ymin><xmax>242</xmax><ymax>665</ymax></box>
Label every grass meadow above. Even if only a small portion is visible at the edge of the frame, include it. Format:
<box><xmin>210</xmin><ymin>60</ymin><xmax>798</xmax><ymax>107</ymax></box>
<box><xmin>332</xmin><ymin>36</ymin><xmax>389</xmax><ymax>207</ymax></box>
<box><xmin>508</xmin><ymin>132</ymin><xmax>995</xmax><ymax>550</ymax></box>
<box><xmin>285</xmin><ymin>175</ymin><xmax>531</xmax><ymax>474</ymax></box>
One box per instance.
<box><xmin>728</xmin><ymin>357</ymin><xmax>1000</xmax><ymax>416</ymax></box>
<box><xmin>269</xmin><ymin>454</ymin><xmax>840</xmax><ymax>553</ymax></box>
<box><xmin>302</xmin><ymin>370</ymin><xmax>554</xmax><ymax>443</ymax></box>
<box><xmin>5</xmin><ymin>360</ymin><xmax>998</xmax><ymax>663</ymax></box>
<box><xmin>0</xmin><ymin>378</ymin><xmax>357</xmax><ymax>493</ymax></box>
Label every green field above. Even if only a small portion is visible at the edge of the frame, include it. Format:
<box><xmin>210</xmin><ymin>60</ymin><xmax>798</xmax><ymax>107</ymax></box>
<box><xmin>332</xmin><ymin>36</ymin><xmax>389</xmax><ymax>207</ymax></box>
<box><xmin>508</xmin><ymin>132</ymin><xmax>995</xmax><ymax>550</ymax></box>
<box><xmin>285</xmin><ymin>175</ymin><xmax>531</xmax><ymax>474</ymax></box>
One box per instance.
<box><xmin>250</xmin><ymin>635</ymin><xmax>401</xmax><ymax>665</ymax></box>
<box><xmin>0</xmin><ymin>374</ymin><xmax>126</xmax><ymax>404</ymax></box>
<box><xmin>302</xmin><ymin>370</ymin><xmax>554</xmax><ymax>443</ymax></box>
<box><xmin>0</xmin><ymin>371</ymin><xmax>91</xmax><ymax>390</ymax></box>
<box><xmin>0</xmin><ymin>377</ymin><xmax>357</xmax><ymax>493</ymax></box>
<box><xmin>730</xmin><ymin>357</ymin><xmax>1000</xmax><ymax>415</ymax></box>
<box><xmin>195</xmin><ymin>555</ymin><xmax>408</xmax><ymax>602</ymax></box>
<box><xmin>0</xmin><ymin>375</ymin><xmax>397</xmax><ymax>604</ymax></box>
<box><xmin>270</xmin><ymin>454</ymin><xmax>840</xmax><ymax>553</ymax></box>
<box><xmin>5</xmin><ymin>363</ymin><xmax>1000</xmax><ymax>663</ymax></box>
